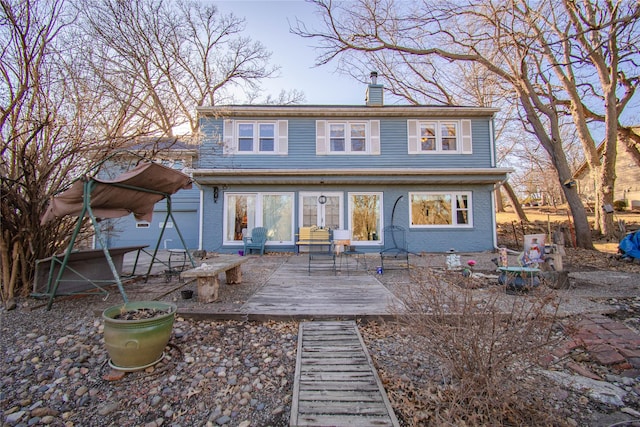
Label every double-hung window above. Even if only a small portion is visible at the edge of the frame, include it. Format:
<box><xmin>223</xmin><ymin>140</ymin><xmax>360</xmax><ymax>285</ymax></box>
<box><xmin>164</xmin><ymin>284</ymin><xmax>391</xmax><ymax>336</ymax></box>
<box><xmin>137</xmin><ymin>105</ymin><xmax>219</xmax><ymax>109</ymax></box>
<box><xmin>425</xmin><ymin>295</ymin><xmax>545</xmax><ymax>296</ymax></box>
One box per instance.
<box><xmin>328</xmin><ymin>122</ymin><xmax>368</xmax><ymax>153</ymax></box>
<box><xmin>408</xmin><ymin>120</ymin><xmax>472</xmax><ymax>154</ymax></box>
<box><xmin>409</xmin><ymin>192</ymin><xmax>472</xmax><ymax>228</ymax></box>
<box><xmin>317</xmin><ymin>120</ymin><xmax>380</xmax><ymax>155</ymax></box>
<box><xmin>238</xmin><ymin>122</ymin><xmax>275</xmax><ymax>153</ymax></box>
<box><xmin>223</xmin><ymin>120</ymin><xmax>288</xmax><ymax>155</ymax></box>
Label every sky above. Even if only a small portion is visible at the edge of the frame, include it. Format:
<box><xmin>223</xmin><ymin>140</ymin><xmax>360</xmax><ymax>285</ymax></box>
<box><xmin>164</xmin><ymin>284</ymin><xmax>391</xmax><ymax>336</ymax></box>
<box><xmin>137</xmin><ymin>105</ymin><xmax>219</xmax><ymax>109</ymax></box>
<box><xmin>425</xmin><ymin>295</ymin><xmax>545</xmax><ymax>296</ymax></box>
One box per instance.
<box><xmin>213</xmin><ymin>0</ymin><xmax>372</xmax><ymax>105</ymax></box>
<box><xmin>211</xmin><ymin>0</ymin><xmax>638</xmax><ymax>125</ymax></box>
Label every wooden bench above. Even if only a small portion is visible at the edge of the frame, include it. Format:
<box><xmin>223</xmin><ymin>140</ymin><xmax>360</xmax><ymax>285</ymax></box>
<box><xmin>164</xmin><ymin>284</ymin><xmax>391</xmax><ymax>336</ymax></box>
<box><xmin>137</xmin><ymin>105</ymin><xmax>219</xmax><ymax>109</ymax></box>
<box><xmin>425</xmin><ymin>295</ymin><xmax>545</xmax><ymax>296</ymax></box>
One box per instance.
<box><xmin>296</xmin><ymin>227</ymin><xmax>331</xmax><ymax>253</ymax></box>
<box><xmin>180</xmin><ymin>255</ymin><xmax>248</xmax><ymax>303</ymax></box>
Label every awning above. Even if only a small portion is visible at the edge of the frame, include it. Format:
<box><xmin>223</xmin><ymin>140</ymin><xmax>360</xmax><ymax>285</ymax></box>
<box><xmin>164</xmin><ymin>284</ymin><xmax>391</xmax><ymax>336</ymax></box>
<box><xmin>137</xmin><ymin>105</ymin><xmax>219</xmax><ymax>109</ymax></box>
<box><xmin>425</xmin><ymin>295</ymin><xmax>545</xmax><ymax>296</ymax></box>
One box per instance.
<box><xmin>42</xmin><ymin>161</ymin><xmax>192</xmax><ymax>224</ymax></box>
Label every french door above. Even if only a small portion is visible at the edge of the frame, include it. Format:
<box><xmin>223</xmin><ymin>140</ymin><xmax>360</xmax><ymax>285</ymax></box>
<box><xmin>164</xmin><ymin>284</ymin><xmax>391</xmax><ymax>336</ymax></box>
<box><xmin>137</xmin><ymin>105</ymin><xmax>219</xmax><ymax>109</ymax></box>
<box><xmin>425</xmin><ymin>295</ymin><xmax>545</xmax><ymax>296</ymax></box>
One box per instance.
<box><xmin>299</xmin><ymin>192</ymin><xmax>342</xmax><ymax>229</ymax></box>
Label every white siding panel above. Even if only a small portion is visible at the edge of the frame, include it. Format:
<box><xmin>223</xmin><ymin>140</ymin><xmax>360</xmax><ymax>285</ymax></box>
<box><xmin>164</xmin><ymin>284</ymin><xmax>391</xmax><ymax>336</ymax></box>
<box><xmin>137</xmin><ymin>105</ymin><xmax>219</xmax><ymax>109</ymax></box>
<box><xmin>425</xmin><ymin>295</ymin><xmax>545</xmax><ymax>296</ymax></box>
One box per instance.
<box><xmin>316</xmin><ymin>120</ymin><xmax>327</xmax><ymax>155</ymax></box>
<box><xmin>278</xmin><ymin>120</ymin><xmax>288</xmax><ymax>154</ymax></box>
<box><xmin>407</xmin><ymin>120</ymin><xmax>419</xmax><ymax>154</ymax></box>
<box><xmin>461</xmin><ymin>119</ymin><xmax>472</xmax><ymax>154</ymax></box>
<box><xmin>370</xmin><ymin>120</ymin><xmax>380</xmax><ymax>155</ymax></box>
<box><xmin>223</xmin><ymin>119</ymin><xmax>235</xmax><ymax>154</ymax></box>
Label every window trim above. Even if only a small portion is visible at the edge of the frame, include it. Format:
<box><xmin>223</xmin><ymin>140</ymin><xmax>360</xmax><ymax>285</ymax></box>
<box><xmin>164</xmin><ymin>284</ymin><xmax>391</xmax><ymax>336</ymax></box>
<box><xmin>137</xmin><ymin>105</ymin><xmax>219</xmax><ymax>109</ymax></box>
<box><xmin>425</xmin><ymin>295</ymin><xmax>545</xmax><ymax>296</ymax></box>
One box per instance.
<box><xmin>409</xmin><ymin>191</ymin><xmax>473</xmax><ymax>228</ymax></box>
<box><xmin>236</xmin><ymin>121</ymin><xmax>276</xmax><ymax>154</ymax></box>
<box><xmin>327</xmin><ymin>121</ymin><xmax>370</xmax><ymax>154</ymax></box>
<box><xmin>223</xmin><ymin>119</ymin><xmax>288</xmax><ymax>155</ymax></box>
<box><xmin>311</xmin><ymin>120</ymin><xmax>377</xmax><ymax>155</ymax></box>
<box><xmin>347</xmin><ymin>191</ymin><xmax>384</xmax><ymax>245</ymax></box>
<box><xmin>408</xmin><ymin>119</ymin><xmax>472</xmax><ymax>154</ymax></box>
<box><xmin>222</xmin><ymin>192</ymin><xmax>295</xmax><ymax>245</ymax></box>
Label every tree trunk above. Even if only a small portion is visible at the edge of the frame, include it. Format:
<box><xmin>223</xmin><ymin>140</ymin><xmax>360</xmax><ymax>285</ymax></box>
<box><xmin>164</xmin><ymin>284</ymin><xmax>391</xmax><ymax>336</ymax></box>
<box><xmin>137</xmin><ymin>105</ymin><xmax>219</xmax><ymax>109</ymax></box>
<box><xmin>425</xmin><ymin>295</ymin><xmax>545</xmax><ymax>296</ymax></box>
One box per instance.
<box><xmin>495</xmin><ymin>186</ymin><xmax>504</xmax><ymax>212</ymax></box>
<box><xmin>502</xmin><ymin>181</ymin><xmax>528</xmax><ymax>222</ymax></box>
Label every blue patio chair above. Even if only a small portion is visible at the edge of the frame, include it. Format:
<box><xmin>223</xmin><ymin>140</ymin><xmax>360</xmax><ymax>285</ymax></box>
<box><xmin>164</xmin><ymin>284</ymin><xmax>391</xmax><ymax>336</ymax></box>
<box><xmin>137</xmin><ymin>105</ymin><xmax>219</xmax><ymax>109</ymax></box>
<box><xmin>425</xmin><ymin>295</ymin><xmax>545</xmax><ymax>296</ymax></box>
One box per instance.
<box><xmin>243</xmin><ymin>227</ymin><xmax>268</xmax><ymax>255</ymax></box>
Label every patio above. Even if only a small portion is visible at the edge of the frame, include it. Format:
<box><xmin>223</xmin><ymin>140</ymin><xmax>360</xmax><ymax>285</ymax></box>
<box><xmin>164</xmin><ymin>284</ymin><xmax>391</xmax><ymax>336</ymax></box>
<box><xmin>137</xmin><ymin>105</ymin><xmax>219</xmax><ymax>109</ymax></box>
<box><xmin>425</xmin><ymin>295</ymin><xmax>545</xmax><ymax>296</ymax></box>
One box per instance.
<box><xmin>118</xmin><ymin>251</ymin><xmax>407</xmax><ymax>320</ymax></box>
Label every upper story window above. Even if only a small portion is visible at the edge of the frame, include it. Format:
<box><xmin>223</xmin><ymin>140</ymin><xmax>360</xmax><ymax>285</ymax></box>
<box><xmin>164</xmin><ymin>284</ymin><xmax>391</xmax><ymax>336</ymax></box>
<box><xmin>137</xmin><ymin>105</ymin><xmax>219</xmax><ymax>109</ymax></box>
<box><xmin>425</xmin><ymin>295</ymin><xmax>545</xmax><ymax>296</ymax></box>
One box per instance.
<box><xmin>408</xmin><ymin>119</ymin><xmax>472</xmax><ymax>154</ymax></box>
<box><xmin>238</xmin><ymin>122</ymin><xmax>275</xmax><ymax>153</ymax></box>
<box><xmin>329</xmin><ymin>122</ymin><xmax>367</xmax><ymax>153</ymax></box>
<box><xmin>223</xmin><ymin>120</ymin><xmax>288</xmax><ymax>155</ymax></box>
<box><xmin>317</xmin><ymin>120</ymin><xmax>380</xmax><ymax>155</ymax></box>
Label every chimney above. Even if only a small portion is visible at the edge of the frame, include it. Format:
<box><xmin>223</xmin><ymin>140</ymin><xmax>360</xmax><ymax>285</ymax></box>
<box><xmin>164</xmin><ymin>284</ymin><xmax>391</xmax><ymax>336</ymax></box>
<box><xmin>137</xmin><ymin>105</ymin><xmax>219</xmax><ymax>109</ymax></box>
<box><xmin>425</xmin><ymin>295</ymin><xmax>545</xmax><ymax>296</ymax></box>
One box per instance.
<box><xmin>365</xmin><ymin>71</ymin><xmax>383</xmax><ymax>106</ymax></box>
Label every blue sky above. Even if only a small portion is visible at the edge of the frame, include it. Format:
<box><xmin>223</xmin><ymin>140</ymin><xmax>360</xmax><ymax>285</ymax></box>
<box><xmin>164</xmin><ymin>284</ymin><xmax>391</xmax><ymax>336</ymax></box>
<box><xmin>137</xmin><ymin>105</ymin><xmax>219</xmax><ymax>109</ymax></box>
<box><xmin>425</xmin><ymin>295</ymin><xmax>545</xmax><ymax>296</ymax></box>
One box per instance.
<box><xmin>213</xmin><ymin>0</ymin><xmax>371</xmax><ymax>105</ymax></box>
<box><xmin>212</xmin><ymin>1</ymin><xmax>638</xmax><ymax>126</ymax></box>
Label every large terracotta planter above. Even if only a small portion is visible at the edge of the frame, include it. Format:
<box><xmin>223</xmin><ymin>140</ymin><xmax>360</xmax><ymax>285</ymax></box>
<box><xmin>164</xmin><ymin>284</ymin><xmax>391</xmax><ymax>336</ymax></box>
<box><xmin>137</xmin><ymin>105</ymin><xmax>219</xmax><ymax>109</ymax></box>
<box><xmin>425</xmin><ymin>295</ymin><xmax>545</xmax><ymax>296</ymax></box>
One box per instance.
<box><xmin>102</xmin><ymin>301</ymin><xmax>176</xmax><ymax>371</ymax></box>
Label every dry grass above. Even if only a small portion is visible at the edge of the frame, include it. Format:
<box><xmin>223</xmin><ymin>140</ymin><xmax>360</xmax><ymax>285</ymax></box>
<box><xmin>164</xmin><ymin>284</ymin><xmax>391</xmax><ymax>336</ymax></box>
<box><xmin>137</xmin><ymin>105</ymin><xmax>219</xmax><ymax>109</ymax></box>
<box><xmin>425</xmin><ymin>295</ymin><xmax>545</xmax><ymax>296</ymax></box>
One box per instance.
<box><xmin>379</xmin><ymin>267</ymin><xmax>567</xmax><ymax>426</ymax></box>
<box><xmin>497</xmin><ymin>207</ymin><xmax>640</xmax><ymax>254</ymax></box>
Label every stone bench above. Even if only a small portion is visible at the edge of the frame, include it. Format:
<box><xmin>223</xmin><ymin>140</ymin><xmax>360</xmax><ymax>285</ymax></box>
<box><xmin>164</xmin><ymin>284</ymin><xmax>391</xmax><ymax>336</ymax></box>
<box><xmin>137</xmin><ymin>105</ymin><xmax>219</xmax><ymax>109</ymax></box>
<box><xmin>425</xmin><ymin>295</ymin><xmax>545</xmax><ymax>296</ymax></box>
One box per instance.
<box><xmin>180</xmin><ymin>255</ymin><xmax>249</xmax><ymax>303</ymax></box>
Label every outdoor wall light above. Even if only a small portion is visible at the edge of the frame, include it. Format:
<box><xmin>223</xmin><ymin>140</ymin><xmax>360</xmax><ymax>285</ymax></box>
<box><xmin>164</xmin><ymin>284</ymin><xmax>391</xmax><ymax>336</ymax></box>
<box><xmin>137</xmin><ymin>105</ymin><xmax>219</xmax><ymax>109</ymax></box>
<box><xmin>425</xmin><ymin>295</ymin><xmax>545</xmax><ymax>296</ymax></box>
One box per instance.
<box><xmin>213</xmin><ymin>186</ymin><xmax>219</xmax><ymax>203</ymax></box>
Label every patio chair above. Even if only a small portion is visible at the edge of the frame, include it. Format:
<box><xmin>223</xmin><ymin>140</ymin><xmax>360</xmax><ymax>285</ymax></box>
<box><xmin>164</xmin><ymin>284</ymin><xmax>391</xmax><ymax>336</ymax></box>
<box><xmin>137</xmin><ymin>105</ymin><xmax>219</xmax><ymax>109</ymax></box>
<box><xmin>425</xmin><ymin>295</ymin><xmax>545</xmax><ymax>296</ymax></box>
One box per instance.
<box><xmin>308</xmin><ymin>241</ymin><xmax>336</xmax><ymax>275</ymax></box>
<box><xmin>379</xmin><ymin>225</ymin><xmax>409</xmax><ymax>271</ymax></box>
<box><xmin>243</xmin><ymin>227</ymin><xmax>268</xmax><ymax>255</ymax></box>
<box><xmin>333</xmin><ymin>229</ymin><xmax>367</xmax><ymax>274</ymax></box>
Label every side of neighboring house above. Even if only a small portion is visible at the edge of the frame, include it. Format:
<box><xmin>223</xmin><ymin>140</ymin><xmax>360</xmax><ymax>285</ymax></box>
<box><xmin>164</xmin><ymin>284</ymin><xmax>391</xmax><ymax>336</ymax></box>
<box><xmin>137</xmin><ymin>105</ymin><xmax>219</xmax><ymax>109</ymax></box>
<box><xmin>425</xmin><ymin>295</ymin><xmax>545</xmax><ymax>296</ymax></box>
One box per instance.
<box><xmin>98</xmin><ymin>140</ymin><xmax>201</xmax><ymax>250</ymax></box>
<box><xmin>189</xmin><ymin>76</ymin><xmax>511</xmax><ymax>254</ymax></box>
<box><xmin>574</xmin><ymin>127</ymin><xmax>640</xmax><ymax>210</ymax></box>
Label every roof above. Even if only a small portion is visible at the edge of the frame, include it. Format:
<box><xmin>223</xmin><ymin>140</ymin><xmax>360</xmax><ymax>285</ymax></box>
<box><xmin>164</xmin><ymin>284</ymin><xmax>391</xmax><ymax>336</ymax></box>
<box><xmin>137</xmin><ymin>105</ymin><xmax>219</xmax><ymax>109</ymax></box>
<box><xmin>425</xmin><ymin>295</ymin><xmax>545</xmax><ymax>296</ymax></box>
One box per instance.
<box><xmin>197</xmin><ymin>104</ymin><xmax>500</xmax><ymax>119</ymax></box>
<box><xmin>573</xmin><ymin>127</ymin><xmax>640</xmax><ymax>178</ymax></box>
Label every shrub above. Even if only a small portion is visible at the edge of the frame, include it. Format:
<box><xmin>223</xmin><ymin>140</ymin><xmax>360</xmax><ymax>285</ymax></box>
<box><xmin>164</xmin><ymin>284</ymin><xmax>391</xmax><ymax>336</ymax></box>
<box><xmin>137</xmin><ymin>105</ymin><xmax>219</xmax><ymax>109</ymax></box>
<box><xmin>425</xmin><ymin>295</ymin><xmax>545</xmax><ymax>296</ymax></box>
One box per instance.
<box><xmin>380</xmin><ymin>268</ymin><xmax>566</xmax><ymax>426</ymax></box>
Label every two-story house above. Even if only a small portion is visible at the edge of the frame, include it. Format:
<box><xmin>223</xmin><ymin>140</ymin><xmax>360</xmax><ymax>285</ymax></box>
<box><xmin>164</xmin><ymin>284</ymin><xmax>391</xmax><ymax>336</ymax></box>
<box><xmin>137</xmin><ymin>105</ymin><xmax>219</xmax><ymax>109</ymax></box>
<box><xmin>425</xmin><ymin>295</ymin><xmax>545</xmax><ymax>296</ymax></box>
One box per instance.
<box><xmin>190</xmin><ymin>75</ymin><xmax>511</xmax><ymax>254</ymax></box>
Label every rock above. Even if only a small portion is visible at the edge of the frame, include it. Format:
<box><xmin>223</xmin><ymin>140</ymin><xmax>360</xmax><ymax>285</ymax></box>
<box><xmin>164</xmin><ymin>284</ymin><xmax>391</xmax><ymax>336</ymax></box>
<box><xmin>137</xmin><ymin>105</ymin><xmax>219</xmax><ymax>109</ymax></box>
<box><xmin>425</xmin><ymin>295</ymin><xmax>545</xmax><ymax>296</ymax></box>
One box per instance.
<box><xmin>97</xmin><ymin>402</ymin><xmax>119</xmax><ymax>416</ymax></box>
<box><xmin>542</xmin><ymin>370</ymin><xmax>627</xmax><ymax>406</ymax></box>
<box><xmin>5</xmin><ymin>410</ymin><xmax>26</xmax><ymax>424</ymax></box>
<box><xmin>5</xmin><ymin>297</ymin><xmax>17</xmax><ymax>310</ymax></box>
<box><xmin>215</xmin><ymin>415</ymin><xmax>231</xmax><ymax>425</ymax></box>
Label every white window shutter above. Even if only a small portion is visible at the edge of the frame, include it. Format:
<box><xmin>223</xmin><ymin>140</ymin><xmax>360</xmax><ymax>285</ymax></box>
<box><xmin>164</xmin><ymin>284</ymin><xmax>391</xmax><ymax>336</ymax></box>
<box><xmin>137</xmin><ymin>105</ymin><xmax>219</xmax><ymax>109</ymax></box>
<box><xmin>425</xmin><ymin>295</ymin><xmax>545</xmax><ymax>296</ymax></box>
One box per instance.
<box><xmin>223</xmin><ymin>119</ymin><xmax>235</xmax><ymax>154</ymax></box>
<box><xmin>316</xmin><ymin>120</ymin><xmax>327</xmax><ymax>155</ymax></box>
<box><xmin>407</xmin><ymin>120</ymin><xmax>419</xmax><ymax>153</ymax></box>
<box><xmin>370</xmin><ymin>120</ymin><xmax>380</xmax><ymax>154</ymax></box>
<box><xmin>278</xmin><ymin>120</ymin><xmax>288</xmax><ymax>154</ymax></box>
<box><xmin>461</xmin><ymin>119</ymin><xmax>472</xmax><ymax>154</ymax></box>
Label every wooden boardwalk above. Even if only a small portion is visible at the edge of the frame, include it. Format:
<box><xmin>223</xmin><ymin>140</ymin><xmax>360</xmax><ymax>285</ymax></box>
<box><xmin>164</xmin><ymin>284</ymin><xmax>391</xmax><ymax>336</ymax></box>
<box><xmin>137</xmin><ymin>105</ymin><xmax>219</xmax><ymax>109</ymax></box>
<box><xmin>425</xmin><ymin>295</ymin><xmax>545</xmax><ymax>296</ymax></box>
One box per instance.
<box><xmin>290</xmin><ymin>320</ymin><xmax>400</xmax><ymax>427</ymax></box>
<box><xmin>241</xmin><ymin>256</ymin><xmax>405</xmax><ymax>318</ymax></box>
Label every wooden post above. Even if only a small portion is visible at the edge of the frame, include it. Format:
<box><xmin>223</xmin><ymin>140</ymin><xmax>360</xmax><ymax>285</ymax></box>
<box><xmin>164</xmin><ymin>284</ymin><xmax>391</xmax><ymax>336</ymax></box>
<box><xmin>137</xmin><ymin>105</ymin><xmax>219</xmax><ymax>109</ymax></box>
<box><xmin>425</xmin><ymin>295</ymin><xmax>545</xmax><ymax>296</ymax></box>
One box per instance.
<box><xmin>197</xmin><ymin>276</ymin><xmax>220</xmax><ymax>303</ymax></box>
<box><xmin>225</xmin><ymin>266</ymin><xmax>242</xmax><ymax>285</ymax></box>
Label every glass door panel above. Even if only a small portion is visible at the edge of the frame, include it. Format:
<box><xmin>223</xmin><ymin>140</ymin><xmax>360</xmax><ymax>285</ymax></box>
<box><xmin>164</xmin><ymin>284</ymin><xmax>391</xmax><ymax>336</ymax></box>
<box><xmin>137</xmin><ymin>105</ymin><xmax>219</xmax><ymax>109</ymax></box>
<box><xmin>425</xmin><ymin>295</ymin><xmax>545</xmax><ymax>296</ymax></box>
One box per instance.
<box><xmin>299</xmin><ymin>193</ymin><xmax>343</xmax><ymax>229</ymax></box>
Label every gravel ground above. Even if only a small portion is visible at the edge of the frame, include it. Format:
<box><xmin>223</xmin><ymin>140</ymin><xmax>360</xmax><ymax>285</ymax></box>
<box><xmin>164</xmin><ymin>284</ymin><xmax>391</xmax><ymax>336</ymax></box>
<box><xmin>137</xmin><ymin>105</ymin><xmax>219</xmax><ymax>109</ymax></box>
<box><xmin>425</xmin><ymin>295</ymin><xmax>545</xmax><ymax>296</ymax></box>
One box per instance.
<box><xmin>3</xmin><ymin>250</ymin><xmax>640</xmax><ymax>426</ymax></box>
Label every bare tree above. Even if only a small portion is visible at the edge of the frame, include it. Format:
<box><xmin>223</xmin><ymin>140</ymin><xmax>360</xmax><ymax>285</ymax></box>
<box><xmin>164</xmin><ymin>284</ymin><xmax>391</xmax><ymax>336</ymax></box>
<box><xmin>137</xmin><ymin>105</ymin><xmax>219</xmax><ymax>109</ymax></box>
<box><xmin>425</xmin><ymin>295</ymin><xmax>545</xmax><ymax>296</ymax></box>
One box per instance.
<box><xmin>1</xmin><ymin>0</ymin><xmax>292</xmax><ymax>302</ymax></box>
<box><xmin>0</xmin><ymin>0</ymin><xmax>105</xmax><ymax>304</ymax></box>
<box><xmin>74</xmin><ymin>0</ymin><xmax>280</xmax><ymax>139</ymax></box>
<box><xmin>294</xmin><ymin>0</ymin><xmax>640</xmax><ymax>248</ymax></box>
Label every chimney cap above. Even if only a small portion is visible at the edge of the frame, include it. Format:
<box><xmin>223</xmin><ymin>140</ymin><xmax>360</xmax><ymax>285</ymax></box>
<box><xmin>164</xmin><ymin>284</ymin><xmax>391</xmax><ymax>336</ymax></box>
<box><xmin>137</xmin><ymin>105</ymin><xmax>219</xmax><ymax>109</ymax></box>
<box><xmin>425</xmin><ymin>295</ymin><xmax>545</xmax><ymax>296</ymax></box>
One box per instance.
<box><xmin>370</xmin><ymin>71</ymin><xmax>378</xmax><ymax>85</ymax></box>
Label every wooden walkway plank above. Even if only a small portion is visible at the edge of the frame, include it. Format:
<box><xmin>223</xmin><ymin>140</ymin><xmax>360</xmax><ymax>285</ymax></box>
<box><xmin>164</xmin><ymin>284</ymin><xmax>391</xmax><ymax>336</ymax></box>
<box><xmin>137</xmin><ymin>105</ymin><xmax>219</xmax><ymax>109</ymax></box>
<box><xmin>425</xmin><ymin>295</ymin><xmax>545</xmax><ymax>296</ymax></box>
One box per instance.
<box><xmin>290</xmin><ymin>320</ymin><xmax>400</xmax><ymax>427</ymax></box>
<box><xmin>241</xmin><ymin>257</ymin><xmax>406</xmax><ymax>317</ymax></box>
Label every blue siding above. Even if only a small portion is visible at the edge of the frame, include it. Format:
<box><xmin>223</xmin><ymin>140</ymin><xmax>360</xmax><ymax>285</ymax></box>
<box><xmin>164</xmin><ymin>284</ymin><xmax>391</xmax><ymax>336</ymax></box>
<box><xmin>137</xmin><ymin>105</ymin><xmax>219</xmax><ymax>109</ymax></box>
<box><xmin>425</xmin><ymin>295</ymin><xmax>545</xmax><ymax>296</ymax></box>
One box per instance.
<box><xmin>196</xmin><ymin>109</ymin><xmax>501</xmax><ymax>254</ymax></box>
<box><xmin>103</xmin><ymin>188</ymin><xmax>200</xmax><ymax>250</ymax></box>
<box><xmin>198</xmin><ymin>117</ymin><xmax>494</xmax><ymax>169</ymax></box>
<box><xmin>200</xmin><ymin>184</ymin><xmax>496</xmax><ymax>254</ymax></box>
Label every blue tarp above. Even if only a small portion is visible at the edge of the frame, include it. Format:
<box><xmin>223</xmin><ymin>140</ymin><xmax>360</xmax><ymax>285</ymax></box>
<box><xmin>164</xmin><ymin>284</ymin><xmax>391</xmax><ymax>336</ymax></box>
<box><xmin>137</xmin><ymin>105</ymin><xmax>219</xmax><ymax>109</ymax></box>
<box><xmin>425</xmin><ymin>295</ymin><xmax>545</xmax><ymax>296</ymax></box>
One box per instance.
<box><xmin>619</xmin><ymin>231</ymin><xmax>640</xmax><ymax>259</ymax></box>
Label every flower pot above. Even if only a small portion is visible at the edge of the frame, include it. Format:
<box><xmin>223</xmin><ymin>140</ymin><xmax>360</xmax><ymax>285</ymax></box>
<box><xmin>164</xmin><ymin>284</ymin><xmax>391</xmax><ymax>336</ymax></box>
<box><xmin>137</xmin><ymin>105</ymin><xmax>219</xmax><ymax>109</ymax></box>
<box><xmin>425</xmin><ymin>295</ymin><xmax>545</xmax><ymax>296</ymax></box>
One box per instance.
<box><xmin>102</xmin><ymin>301</ymin><xmax>177</xmax><ymax>371</ymax></box>
<box><xmin>181</xmin><ymin>290</ymin><xmax>193</xmax><ymax>299</ymax></box>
